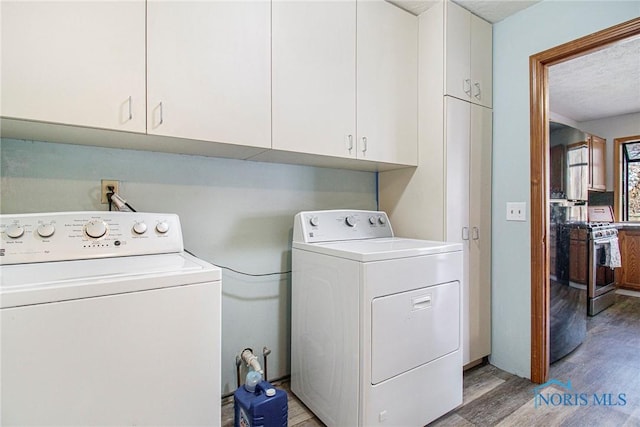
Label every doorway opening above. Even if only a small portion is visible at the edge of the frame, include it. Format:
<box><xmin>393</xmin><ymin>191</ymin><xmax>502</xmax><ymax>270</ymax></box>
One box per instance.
<box><xmin>529</xmin><ymin>18</ymin><xmax>640</xmax><ymax>384</ymax></box>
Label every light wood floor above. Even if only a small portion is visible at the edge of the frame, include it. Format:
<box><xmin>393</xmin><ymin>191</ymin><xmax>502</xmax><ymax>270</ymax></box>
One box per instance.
<box><xmin>222</xmin><ymin>294</ymin><xmax>640</xmax><ymax>426</ymax></box>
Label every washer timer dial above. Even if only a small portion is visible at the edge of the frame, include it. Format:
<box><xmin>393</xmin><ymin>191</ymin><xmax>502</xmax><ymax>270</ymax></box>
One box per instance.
<box><xmin>85</xmin><ymin>220</ymin><xmax>108</xmax><ymax>239</ymax></box>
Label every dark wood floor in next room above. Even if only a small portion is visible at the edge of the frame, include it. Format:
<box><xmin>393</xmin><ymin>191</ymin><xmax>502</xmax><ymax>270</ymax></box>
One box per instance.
<box><xmin>222</xmin><ymin>294</ymin><xmax>640</xmax><ymax>426</ymax></box>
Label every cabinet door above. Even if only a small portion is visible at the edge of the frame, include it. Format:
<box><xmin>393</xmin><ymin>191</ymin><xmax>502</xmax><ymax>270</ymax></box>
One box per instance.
<box><xmin>618</xmin><ymin>230</ymin><xmax>640</xmax><ymax>290</ymax></box>
<box><xmin>469</xmin><ymin>104</ymin><xmax>492</xmax><ymax>363</ymax></box>
<box><xmin>444</xmin><ymin>97</ymin><xmax>471</xmax><ymax>362</ymax></box>
<box><xmin>1</xmin><ymin>1</ymin><xmax>146</xmax><ymax>132</ymax></box>
<box><xmin>569</xmin><ymin>236</ymin><xmax>588</xmax><ymax>284</ymax></box>
<box><xmin>272</xmin><ymin>0</ymin><xmax>356</xmax><ymax>157</ymax></box>
<box><xmin>550</xmin><ymin>145</ymin><xmax>566</xmax><ymax>194</ymax></box>
<box><xmin>444</xmin><ymin>1</ymin><xmax>471</xmax><ymax>102</ymax></box>
<box><xmin>147</xmin><ymin>0</ymin><xmax>271</xmax><ymax>148</ymax></box>
<box><xmin>589</xmin><ymin>135</ymin><xmax>607</xmax><ymax>191</ymax></box>
<box><xmin>470</xmin><ymin>15</ymin><xmax>493</xmax><ymax>108</ymax></box>
<box><xmin>356</xmin><ymin>0</ymin><xmax>418</xmax><ymax>165</ymax></box>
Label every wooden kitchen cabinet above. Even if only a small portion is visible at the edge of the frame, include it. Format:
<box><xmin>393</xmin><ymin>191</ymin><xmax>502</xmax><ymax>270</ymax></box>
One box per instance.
<box><xmin>569</xmin><ymin>228</ymin><xmax>588</xmax><ymax>284</ymax></box>
<box><xmin>617</xmin><ymin>228</ymin><xmax>640</xmax><ymax>290</ymax></box>
<box><xmin>147</xmin><ymin>1</ymin><xmax>271</xmax><ymax>149</ymax></box>
<box><xmin>589</xmin><ymin>135</ymin><xmax>607</xmax><ymax>191</ymax></box>
<box><xmin>445</xmin><ymin>1</ymin><xmax>492</xmax><ymax>108</ymax></box>
<box><xmin>271</xmin><ymin>0</ymin><xmax>417</xmax><ymax>165</ymax></box>
<box><xmin>550</xmin><ymin>144</ymin><xmax>566</xmax><ymax>195</ymax></box>
<box><xmin>1</xmin><ymin>1</ymin><xmax>146</xmax><ymax>132</ymax></box>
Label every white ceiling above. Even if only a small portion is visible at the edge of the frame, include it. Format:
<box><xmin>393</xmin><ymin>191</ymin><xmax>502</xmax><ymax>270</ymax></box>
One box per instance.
<box><xmin>389</xmin><ymin>0</ymin><xmax>640</xmax><ymax>123</ymax></box>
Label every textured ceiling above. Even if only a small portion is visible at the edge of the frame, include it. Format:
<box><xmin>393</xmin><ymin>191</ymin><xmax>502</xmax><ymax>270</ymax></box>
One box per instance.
<box><xmin>389</xmin><ymin>0</ymin><xmax>541</xmax><ymax>23</ymax></box>
<box><xmin>549</xmin><ymin>36</ymin><xmax>640</xmax><ymax>123</ymax></box>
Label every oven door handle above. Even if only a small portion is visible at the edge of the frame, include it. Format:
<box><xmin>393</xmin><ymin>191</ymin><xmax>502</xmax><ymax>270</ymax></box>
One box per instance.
<box><xmin>593</xmin><ymin>237</ymin><xmax>615</xmax><ymax>245</ymax></box>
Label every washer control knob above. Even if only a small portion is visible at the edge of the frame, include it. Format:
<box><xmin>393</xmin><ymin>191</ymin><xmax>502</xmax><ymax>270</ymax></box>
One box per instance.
<box><xmin>156</xmin><ymin>221</ymin><xmax>170</xmax><ymax>234</ymax></box>
<box><xmin>345</xmin><ymin>215</ymin><xmax>357</xmax><ymax>227</ymax></box>
<box><xmin>369</xmin><ymin>216</ymin><xmax>377</xmax><ymax>225</ymax></box>
<box><xmin>85</xmin><ymin>220</ymin><xmax>108</xmax><ymax>239</ymax></box>
<box><xmin>37</xmin><ymin>223</ymin><xmax>55</xmax><ymax>238</ymax></box>
<box><xmin>6</xmin><ymin>224</ymin><xmax>25</xmax><ymax>239</ymax></box>
<box><xmin>378</xmin><ymin>216</ymin><xmax>387</xmax><ymax>225</ymax></box>
<box><xmin>309</xmin><ymin>216</ymin><xmax>319</xmax><ymax>227</ymax></box>
<box><xmin>133</xmin><ymin>222</ymin><xmax>148</xmax><ymax>235</ymax></box>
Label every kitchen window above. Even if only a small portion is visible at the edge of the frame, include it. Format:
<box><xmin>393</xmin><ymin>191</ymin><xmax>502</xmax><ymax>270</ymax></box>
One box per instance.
<box><xmin>622</xmin><ymin>140</ymin><xmax>640</xmax><ymax>222</ymax></box>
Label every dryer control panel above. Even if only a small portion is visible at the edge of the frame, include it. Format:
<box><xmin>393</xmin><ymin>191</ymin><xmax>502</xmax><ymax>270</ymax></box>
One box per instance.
<box><xmin>293</xmin><ymin>210</ymin><xmax>394</xmax><ymax>243</ymax></box>
<box><xmin>0</xmin><ymin>212</ymin><xmax>183</xmax><ymax>265</ymax></box>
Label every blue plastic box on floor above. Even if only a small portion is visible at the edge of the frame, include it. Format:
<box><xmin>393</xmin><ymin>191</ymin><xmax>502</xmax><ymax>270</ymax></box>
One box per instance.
<box><xmin>234</xmin><ymin>378</ymin><xmax>288</xmax><ymax>427</ymax></box>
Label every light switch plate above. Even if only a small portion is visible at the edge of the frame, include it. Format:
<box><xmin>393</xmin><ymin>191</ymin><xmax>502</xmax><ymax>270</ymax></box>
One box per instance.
<box><xmin>506</xmin><ymin>202</ymin><xmax>526</xmax><ymax>221</ymax></box>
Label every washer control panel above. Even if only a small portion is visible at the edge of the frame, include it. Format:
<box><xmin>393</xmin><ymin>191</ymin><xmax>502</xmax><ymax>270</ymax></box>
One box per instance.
<box><xmin>293</xmin><ymin>210</ymin><xmax>393</xmax><ymax>243</ymax></box>
<box><xmin>0</xmin><ymin>212</ymin><xmax>183</xmax><ymax>265</ymax></box>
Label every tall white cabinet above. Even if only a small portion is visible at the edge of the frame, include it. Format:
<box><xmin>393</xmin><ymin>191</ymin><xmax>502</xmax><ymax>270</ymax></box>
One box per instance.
<box><xmin>379</xmin><ymin>1</ymin><xmax>493</xmax><ymax>366</ymax></box>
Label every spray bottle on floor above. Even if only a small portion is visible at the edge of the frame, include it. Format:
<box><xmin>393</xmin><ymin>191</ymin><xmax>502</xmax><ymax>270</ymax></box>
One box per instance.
<box><xmin>234</xmin><ymin>348</ymin><xmax>287</xmax><ymax>427</ymax></box>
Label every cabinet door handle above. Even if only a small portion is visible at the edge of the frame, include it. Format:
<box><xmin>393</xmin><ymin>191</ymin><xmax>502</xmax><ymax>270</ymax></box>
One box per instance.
<box><xmin>128</xmin><ymin>96</ymin><xmax>133</xmax><ymax>121</ymax></box>
<box><xmin>472</xmin><ymin>226</ymin><xmax>479</xmax><ymax>240</ymax></box>
<box><xmin>362</xmin><ymin>136</ymin><xmax>368</xmax><ymax>153</ymax></box>
<box><xmin>464</xmin><ymin>79</ymin><xmax>472</xmax><ymax>95</ymax></box>
<box><xmin>346</xmin><ymin>134</ymin><xmax>354</xmax><ymax>151</ymax></box>
<box><xmin>462</xmin><ymin>227</ymin><xmax>470</xmax><ymax>241</ymax></box>
<box><xmin>474</xmin><ymin>82</ymin><xmax>481</xmax><ymax>100</ymax></box>
<box><xmin>159</xmin><ymin>101</ymin><xmax>164</xmax><ymax>125</ymax></box>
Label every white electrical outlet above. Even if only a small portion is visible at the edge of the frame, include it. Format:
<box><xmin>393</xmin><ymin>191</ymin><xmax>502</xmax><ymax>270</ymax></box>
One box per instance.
<box><xmin>506</xmin><ymin>202</ymin><xmax>526</xmax><ymax>221</ymax></box>
<box><xmin>101</xmin><ymin>180</ymin><xmax>120</xmax><ymax>204</ymax></box>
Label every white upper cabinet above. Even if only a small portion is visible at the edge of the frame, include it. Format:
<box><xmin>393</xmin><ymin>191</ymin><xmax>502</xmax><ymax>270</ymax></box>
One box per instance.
<box><xmin>1</xmin><ymin>1</ymin><xmax>146</xmax><ymax>132</ymax></box>
<box><xmin>357</xmin><ymin>0</ymin><xmax>418</xmax><ymax>165</ymax></box>
<box><xmin>147</xmin><ymin>1</ymin><xmax>271</xmax><ymax>148</ymax></box>
<box><xmin>272</xmin><ymin>0</ymin><xmax>417</xmax><ymax>166</ymax></box>
<box><xmin>445</xmin><ymin>1</ymin><xmax>492</xmax><ymax>108</ymax></box>
<box><xmin>272</xmin><ymin>0</ymin><xmax>357</xmax><ymax>158</ymax></box>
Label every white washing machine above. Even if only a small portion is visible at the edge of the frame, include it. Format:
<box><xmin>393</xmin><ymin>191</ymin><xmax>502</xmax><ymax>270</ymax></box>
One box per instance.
<box><xmin>0</xmin><ymin>211</ymin><xmax>221</xmax><ymax>426</ymax></box>
<box><xmin>291</xmin><ymin>210</ymin><xmax>463</xmax><ymax>426</ymax></box>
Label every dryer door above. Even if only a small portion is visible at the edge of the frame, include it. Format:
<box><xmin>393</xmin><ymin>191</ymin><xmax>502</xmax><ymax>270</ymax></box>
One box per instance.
<box><xmin>370</xmin><ymin>281</ymin><xmax>460</xmax><ymax>384</ymax></box>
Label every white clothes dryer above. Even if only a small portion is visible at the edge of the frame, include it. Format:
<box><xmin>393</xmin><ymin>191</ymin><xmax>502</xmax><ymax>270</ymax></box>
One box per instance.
<box><xmin>291</xmin><ymin>210</ymin><xmax>463</xmax><ymax>427</ymax></box>
<box><xmin>0</xmin><ymin>211</ymin><xmax>221</xmax><ymax>426</ymax></box>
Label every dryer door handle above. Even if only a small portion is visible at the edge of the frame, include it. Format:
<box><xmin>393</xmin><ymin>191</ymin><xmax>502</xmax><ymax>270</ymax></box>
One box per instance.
<box><xmin>412</xmin><ymin>295</ymin><xmax>432</xmax><ymax>310</ymax></box>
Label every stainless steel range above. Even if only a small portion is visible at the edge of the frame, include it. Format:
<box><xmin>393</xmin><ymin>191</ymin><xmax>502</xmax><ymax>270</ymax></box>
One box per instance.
<box><xmin>587</xmin><ymin>222</ymin><xmax>620</xmax><ymax>316</ymax></box>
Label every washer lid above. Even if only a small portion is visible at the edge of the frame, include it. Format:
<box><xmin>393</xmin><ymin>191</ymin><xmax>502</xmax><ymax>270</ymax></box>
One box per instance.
<box><xmin>293</xmin><ymin>237</ymin><xmax>462</xmax><ymax>262</ymax></box>
<box><xmin>0</xmin><ymin>252</ymin><xmax>221</xmax><ymax>308</ymax></box>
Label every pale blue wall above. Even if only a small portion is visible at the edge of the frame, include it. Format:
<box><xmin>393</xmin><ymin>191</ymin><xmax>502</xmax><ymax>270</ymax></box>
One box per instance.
<box><xmin>492</xmin><ymin>1</ymin><xmax>640</xmax><ymax>378</ymax></box>
<box><xmin>0</xmin><ymin>138</ymin><xmax>377</xmax><ymax>394</ymax></box>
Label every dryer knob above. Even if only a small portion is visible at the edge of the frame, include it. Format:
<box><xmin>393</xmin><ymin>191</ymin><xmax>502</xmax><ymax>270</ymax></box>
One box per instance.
<box><xmin>369</xmin><ymin>216</ymin><xmax>377</xmax><ymax>225</ymax></box>
<box><xmin>133</xmin><ymin>222</ymin><xmax>148</xmax><ymax>235</ymax></box>
<box><xmin>6</xmin><ymin>224</ymin><xmax>25</xmax><ymax>239</ymax></box>
<box><xmin>345</xmin><ymin>215</ymin><xmax>357</xmax><ymax>227</ymax></box>
<box><xmin>37</xmin><ymin>223</ymin><xmax>56</xmax><ymax>238</ymax></box>
<box><xmin>309</xmin><ymin>216</ymin><xmax>319</xmax><ymax>227</ymax></box>
<box><xmin>378</xmin><ymin>216</ymin><xmax>387</xmax><ymax>225</ymax></box>
<box><xmin>85</xmin><ymin>220</ymin><xmax>108</xmax><ymax>239</ymax></box>
<box><xmin>156</xmin><ymin>221</ymin><xmax>170</xmax><ymax>234</ymax></box>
